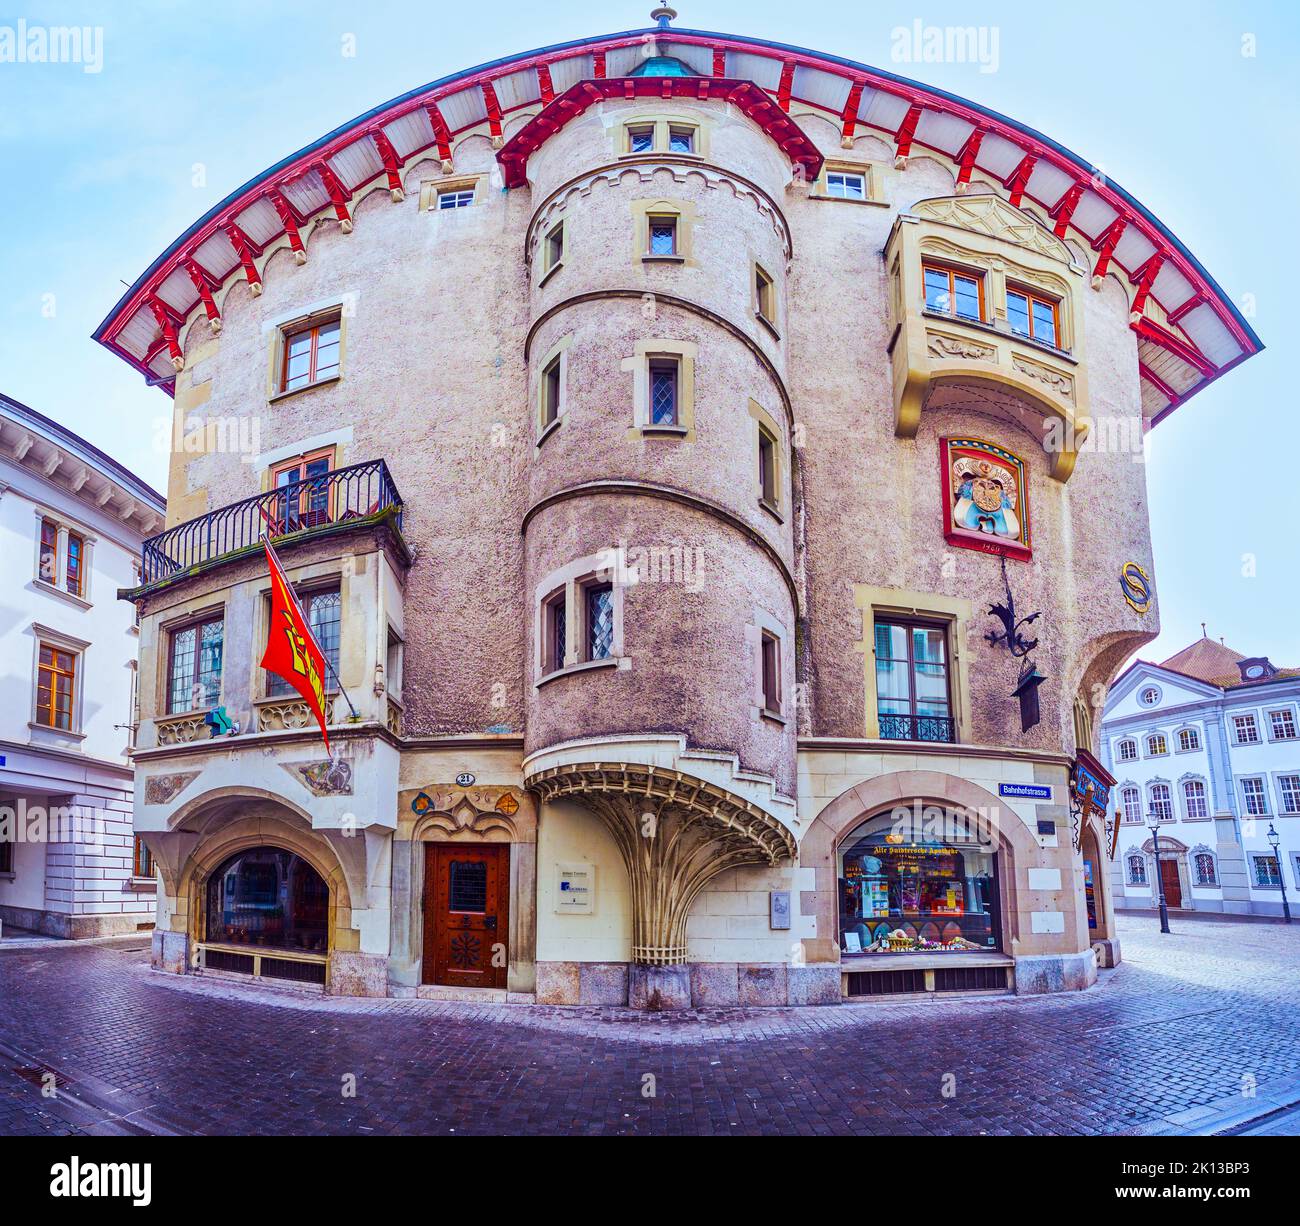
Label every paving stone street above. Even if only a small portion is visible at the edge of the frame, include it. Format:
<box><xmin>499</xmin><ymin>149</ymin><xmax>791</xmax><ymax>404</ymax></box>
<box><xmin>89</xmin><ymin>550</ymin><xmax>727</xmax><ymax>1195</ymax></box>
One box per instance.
<box><xmin>1</xmin><ymin>912</ymin><xmax>1297</xmax><ymax>1137</ymax></box>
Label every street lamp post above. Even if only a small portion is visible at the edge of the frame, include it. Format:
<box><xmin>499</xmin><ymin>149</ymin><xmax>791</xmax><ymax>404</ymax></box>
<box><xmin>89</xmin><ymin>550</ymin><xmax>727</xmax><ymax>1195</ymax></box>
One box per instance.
<box><xmin>1147</xmin><ymin>806</ymin><xmax>1171</xmax><ymax>934</ymax></box>
<box><xmin>1267</xmin><ymin>822</ymin><xmax>1292</xmax><ymax>924</ymax></box>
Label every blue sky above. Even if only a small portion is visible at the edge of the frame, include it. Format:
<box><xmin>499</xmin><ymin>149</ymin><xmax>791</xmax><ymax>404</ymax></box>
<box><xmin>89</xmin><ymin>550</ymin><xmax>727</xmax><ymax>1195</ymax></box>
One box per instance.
<box><xmin>1</xmin><ymin>0</ymin><xmax>1295</xmax><ymax>665</ymax></box>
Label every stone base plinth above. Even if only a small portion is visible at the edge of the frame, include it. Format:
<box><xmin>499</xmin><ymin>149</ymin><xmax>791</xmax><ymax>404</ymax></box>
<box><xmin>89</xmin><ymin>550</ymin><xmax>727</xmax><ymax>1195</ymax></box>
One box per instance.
<box><xmin>628</xmin><ymin>963</ymin><xmax>692</xmax><ymax>1010</ymax></box>
<box><xmin>0</xmin><ymin>904</ymin><xmax>153</xmax><ymax>940</ymax></box>
<box><xmin>327</xmin><ymin>951</ymin><xmax>388</xmax><ymax>997</ymax></box>
<box><xmin>1014</xmin><ymin>950</ymin><xmax>1097</xmax><ymax>995</ymax></box>
<box><xmin>152</xmin><ymin>928</ymin><xmax>189</xmax><ymax>974</ymax></box>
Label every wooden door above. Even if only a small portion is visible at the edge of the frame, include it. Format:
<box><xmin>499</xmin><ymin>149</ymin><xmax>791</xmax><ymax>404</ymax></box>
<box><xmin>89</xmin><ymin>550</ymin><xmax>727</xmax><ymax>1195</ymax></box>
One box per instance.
<box><xmin>422</xmin><ymin>844</ymin><xmax>509</xmax><ymax>988</ymax></box>
<box><xmin>1159</xmin><ymin>858</ymin><xmax>1182</xmax><ymax>909</ymax></box>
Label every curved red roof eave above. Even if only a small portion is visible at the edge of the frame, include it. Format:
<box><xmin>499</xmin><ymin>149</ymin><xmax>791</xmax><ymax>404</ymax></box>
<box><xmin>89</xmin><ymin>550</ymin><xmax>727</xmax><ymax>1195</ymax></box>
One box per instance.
<box><xmin>94</xmin><ymin>23</ymin><xmax>1262</xmax><ymax>406</ymax></box>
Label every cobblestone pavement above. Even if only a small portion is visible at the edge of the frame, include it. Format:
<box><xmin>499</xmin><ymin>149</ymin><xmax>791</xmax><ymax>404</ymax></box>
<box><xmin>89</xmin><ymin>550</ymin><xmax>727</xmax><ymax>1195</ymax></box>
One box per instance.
<box><xmin>0</xmin><ymin>914</ymin><xmax>1296</xmax><ymax>1136</ymax></box>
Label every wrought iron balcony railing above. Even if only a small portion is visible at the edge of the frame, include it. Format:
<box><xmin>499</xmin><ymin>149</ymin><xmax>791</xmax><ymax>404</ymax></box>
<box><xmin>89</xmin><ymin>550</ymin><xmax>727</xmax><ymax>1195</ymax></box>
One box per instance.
<box><xmin>878</xmin><ymin>713</ymin><xmax>956</xmax><ymax>744</ymax></box>
<box><xmin>140</xmin><ymin>459</ymin><xmax>403</xmax><ymax>585</ymax></box>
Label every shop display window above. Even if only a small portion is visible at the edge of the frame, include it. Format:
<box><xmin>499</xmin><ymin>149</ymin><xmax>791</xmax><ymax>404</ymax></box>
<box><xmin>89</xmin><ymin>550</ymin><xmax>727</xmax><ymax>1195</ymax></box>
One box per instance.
<box><xmin>837</xmin><ymin>810</ymin><xmax>1000</xmax><ymax>955</ymax></box>
<box><xmin>206</xmin><ymin>848</ymin><xmax>329</xmax><ymax>953</ymax></box>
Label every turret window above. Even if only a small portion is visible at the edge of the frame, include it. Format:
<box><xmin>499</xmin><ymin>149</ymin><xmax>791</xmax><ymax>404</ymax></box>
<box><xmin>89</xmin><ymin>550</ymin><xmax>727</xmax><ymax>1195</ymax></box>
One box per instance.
<box><xmin>544</xmin><ymin>590</ymin><xmax>567</xmax><ymax>674</ymax></box>
<box><xmin>760</xmin><ymin>631</ymin><xmax>781</xmax><ymax>717</ymax></box>
<box><xmin>281</xmin><ymin>316</ymin><xmax>341</xmax><ymax>392</ymax></box>
<box><xmin>585</xmin><ymin>582</ymin><xmax>614</xmax><ymax>661</ymax></box>
<box><xmin>628</xmin><ymin>125</ymin><xmax>655</xmax><ymax>153</ymax></box>
<box><xmin>668</xmin><ymin>125</ymin><xmax>696</xmax><ymax>153</ymax></box>
<box><xmin>648</xmin><ymin>358</ymin><xmax>679</xmax><ymax>425</ymax></box>
<box><xmin>648</xmin><ymin>215</ymin><xmax>678</xmax><ymax>257</ymax></box>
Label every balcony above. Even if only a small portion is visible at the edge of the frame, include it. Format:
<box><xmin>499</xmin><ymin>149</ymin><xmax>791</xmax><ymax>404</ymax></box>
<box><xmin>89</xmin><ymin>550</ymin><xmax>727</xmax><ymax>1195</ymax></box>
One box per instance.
<box><xmin>878</xmin><ymin>713</ymin><xmax>956</xmax><ymax>744</ymax></box>
<box><xmin>884</xmin><ymin>195</ymin><xmax>1091</xmax><ymax>482</ymax></box>
<box><xmin>139</xmin><ymin>460</ymin><xmax>404</xmax><ymax>586</ymax></box>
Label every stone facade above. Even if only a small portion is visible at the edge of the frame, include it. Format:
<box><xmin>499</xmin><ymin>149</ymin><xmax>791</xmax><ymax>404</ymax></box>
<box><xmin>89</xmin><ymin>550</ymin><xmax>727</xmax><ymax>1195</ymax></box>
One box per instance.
<box><xmin>103</xmin><ymin>25</ymin><xmax>1258</xmax><ymax>1003</ymax></box>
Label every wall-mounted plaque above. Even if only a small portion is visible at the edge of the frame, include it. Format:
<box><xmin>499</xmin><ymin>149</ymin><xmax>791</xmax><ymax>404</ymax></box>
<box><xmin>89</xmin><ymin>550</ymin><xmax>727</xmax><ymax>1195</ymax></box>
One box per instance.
<box><xmin>555</xmin><ymin>863</ymin><xmax>594</xmax><ymax>915</ymax></box>
<box><xmin>769</xmin><ymin>890</ymin><xmax>791</xmax><ymax>930</ymax></box>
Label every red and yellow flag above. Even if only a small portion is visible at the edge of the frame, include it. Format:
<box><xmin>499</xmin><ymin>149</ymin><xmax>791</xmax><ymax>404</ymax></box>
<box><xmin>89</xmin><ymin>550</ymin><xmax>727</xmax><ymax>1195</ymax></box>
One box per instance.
<box><xmin>260</xmin><ymin>538</ymin><xmax>331</xmax><ymax>751</ymax></box>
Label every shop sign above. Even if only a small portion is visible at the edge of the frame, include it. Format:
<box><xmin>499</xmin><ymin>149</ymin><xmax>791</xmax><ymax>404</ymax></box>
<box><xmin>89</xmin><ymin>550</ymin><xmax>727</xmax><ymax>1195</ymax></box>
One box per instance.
<box><xmin>998</xmin><ymin>782</ymin><xmax>1054</xmax><ymax>802</ymax></box>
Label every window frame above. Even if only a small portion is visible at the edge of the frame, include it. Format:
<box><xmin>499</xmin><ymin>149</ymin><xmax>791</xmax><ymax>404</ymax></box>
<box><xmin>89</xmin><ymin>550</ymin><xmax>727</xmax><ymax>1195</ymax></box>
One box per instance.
<box><xmin>166</xmin><ymin>612</ymin><xmax>225</xmax><ymax>715</ymax></box>
<box><xmin>1148</xmin><ymin>781</ymin><xmax>1174</xmax><ymax>822</ymax></box>
<box><xmin>1251</xmin><ymin>854</ymin><xmax>1282</xmax><ymax>889</ymax></box>
<box><xmin>1240</xmin><ymin>775</ymin><xmax>1270</xmax><ymax>817</ymax></box>
<box><xmin>1127</xmin><ymin>853</ymin><xmax>1148</xmax><ymax>886</ymax></box>
<box><xmin>436</xmin><ymin>187</ymin><xmax>476</xmax><ymax>210</ymax></box>
<box><xmin>268</xmin><ymin>446</ymin><xmax>336</xmax><ymax>530</ymax></box>
<box><xmin>626</xmin><ymin>123</ymin><xmax>656</xmax><ymax>154</ymax></box>
<box><xmin>265</xmin><ymin>582</ymin><xmax>342</xmax><ymax>699</ymax></box>
<box><xmin>645</xmin><ymin>213</ymin><xmax>679</xmax><ymax>259</ymax></box>
<box><xmin>760</xmin><ymin>630</ymin><xmax>782</xmax><ymax>718</ymax></box>
<box><xmin>279</xmin><ymin>313</ymin><xmax>342</xmax><ymax>394</ymax></box>
<box><xmin>1145</xmin><ymin>733</ymin><xmax>1168</xmax><ymax>757</ymax></box>
<box><xmin>825</xmin><ymin>170</ymin><xmax>867</xmax><ymax>200</ymax></box>
<box><xmin>1006</xmin><ymin>283</ymin><xmax>1062</xmax><ymax>349</ymax></box>
<box><xmin>1177</xmin><ymin>727</ymin><xmax>1201</xmax><ymax>753</ymax></box>
<box><xmin>1266</xmin><ymin>707</ymin><xmax>1298</xmax><ymax>742</ymax></box>
<box><xmin>754</xmin><ymin>263</ymin><xmax>777</xmax><ymax>332</ymax></box>
<box><xmin>34</xmin><ymin>640</ymin><xmax>78</xmax><ymax>732</ymax></box>
<box><xmin>1192</xmin><ymin>851</ymin><xmax>1218</xmax><ymax>887</ymax></box>
<box><xmin>1181</xmin><ymin>778</ymin><xmax>1209</xmax><ymax>820</ymax></box>
<box><xmin>543</xmin><ymin>588</ymin><xmax>568</xmax><ymax>676</ymax></box>
<box><xmin>1232</xmin><ymin>713</ymin><xmax>1261</xmax><ymax>745</ymax></box>
<box><xmin>542</xmin><ymin>219</ymin><xmax>566</xmax><ymax>278</ymax></box>
<box><xmin>133</xmin><ymin>835</ymin><xmax>155</xmax><ymax>881</ymax></box>
<box><xmin>757</xmin><ymin>423</ymin><xmax>779</xmax><ymax>511</ymax></box>
<box><xmin>646</xmin><ymin>355</ymin><xmax>681</xmax><ymax>428</ymax></box>
<box><xmin>1120</xmin><ymin>785</ymin><xmax>1142</xmax><ymax>824</ymax></box>
<box><xmin>921</xmin><ymin>260</ymin><xmax>986</xmax><ymax>323</ymax></box>
<box><xmin>581</xmin><ymin>579</ymin><xmax>615</xmax><ymax>664</ymax></box>
<box><xmin>1276</xmin><ymin>773</ymin><xmax>1300</xmax><ymax>816</ymax></box>
<box><xmin>1117</xmin><ymin>738</ymin><xmax>1138</xmax><ymax>763</ymax></box>
<box><xmin>873</xmin><ymin>616</ymin><xmax>954</xmax><ymax>743</ymax></box>
<box><xmin>667</xmin><ymin>124</ymin><xmax>697</xmax><ymax>154</ymax></box>
<box><xmin>541</xmin><ymin>354</ymin><xmax>563</xmax><ymax>430</ymax></box>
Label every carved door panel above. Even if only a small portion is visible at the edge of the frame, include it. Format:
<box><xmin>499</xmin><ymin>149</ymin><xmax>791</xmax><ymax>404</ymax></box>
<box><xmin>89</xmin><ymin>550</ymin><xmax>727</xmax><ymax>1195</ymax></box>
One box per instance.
<box><xmin>422</xmin><ymin>843</ymin><xmax>509</xmax><ymax>988</ymax></box>
<box><xmin>1159</xmin><ymin>858</ymin><xmax>1182</xmax><ymax>909</ymax></box>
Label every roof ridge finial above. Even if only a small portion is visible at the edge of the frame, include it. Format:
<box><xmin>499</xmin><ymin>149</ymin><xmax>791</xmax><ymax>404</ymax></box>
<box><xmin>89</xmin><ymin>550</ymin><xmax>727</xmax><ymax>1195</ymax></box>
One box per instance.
<box><xmin>1201</xmin><ymin>622</ymin><xmax>1207</xmax><ymax>638</ymax></box>
<box><xmin>651</xmin><ymin>5</ymin><xmax>677</xmax><ymax>28</ymax></box>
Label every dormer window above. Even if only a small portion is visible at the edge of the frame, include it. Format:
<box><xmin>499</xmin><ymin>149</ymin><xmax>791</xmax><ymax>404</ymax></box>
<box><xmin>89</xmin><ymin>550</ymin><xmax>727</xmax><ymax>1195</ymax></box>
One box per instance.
<box><xmin>923</xmin><ymin>262</ymin><xmax>984</xmax><ymax>322</ymax></box>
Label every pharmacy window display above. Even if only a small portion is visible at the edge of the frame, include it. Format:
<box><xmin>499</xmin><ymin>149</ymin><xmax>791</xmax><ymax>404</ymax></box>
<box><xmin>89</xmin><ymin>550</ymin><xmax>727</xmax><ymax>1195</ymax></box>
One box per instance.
<box><xmin>837</xmin><ymin>811</ymin><xmax>1001</xmax><ymax>955</ymax></box>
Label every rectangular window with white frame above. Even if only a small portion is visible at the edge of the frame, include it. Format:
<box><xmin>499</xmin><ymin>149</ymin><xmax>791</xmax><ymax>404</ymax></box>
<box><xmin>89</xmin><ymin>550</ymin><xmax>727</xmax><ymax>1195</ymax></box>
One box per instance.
<box><xmin>826</xmin><ymin>170</ymin><xmax>867</xmax><ymax>200</ymax></box>
<box><xmin>1252</xmin><ymin>854</ymin><xmax>1281</xmax><ymax>888</ymax></box>
<box><xmin>1232</xmin><ymin>713</ymin><xmax>1261</xmax><ymax>745</ymax></box>
<box><xmin>1240</xmin><ymin>776</ymin><xmax>1269</xmax><ymax>816</ymax></box>
<box><xmin>1277</xmin><ymin>774</ymin><xmax>1300</xmax><ymax>815</ymax></box>
<box><xmin>1267</xmin><ymin>708</ymin><xmax>1298</xmax><ymax>741</ymax></box>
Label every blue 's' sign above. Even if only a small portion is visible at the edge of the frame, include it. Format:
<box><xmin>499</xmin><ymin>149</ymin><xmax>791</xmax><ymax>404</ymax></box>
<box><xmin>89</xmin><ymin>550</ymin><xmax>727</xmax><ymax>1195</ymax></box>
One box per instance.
<box><xmin>998</xmin><ymin>782</ymin><xmax>1054</xmax><ymax>802</ymax></box>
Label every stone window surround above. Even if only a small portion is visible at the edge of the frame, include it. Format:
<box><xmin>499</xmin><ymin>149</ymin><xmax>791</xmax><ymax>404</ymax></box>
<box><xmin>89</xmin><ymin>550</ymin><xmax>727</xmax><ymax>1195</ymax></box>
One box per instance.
<box><xmin>1177</xmin><ymin>772</ymin><xmax>1211</xmax><ymax>821</ymax></box>
<box><xmin>152</xmin><ymin>598</ymin><xmax>226</xmax><ymax>720</ymax></box>
<box><xmin>1115</xmin><ymin>737</ymin><xmax>1139</xmax><ymax>763</ymax></box>
<box><xmin>1139</xmin><ymin>684</ymin><xmax>1162</xmax><ymax>707</ymax></box>
<box><xmin>418</xmin><ymin>173</ymin><xmax>487</xmax><ymax>213</ymax></box>
<box><xmin>1126</xmin><ymin>851</ymin><xmax>1148</xmax><ymax>886</ymax></box>
<box><xmin>615</xmin><ymin>111</ymin><xmax>710</xmax><ymax>161</ymax></box>
<box><xmin>853</xmin><ymin>585</ymin><xmax>973</xmax><ymax>743</ymax></box>
<box><xmin>1237</xmin><ymin>774</ymin><xmax>1271</xmax><ymax>819</ymax></box>
<box><xmin>1269</xmin><ymin>770</ymin><xmax>1300</xmax><ymax>816</ymax></box>
<box><xmin>1146</xmin><ymin>777</ymin><xmax>1175</xmax><ymax>822</ymax></box>
<box><xmin>1144</xmin><ymin>731</ymin><xmax>1169</xmax><ymax>758</ymax></box>
<box><xmin>535</xmin><ymin>333</ymin><xmax>573</xmax><ymax>446</ymax></box>
<box><xmin>28</xmin><ymin>622</ymin><xmax>91</xmax><ymax>742</ymax></box>
<box><xmin>747</xmin><ymin>605</ymin><xmax>788</xmax><ymax>725</ymax></box>
<box><xmin>1174</xmin><ymin>723</ymin><xmax>1202</xmax><ymax>753</ymax></box>
<box><xmin>539</xmin><ymin>214</ymin><xmax>569</xmax><ymax>285</ymax></box>
<box><xmin>533</xmin><ymin>551</ymin><xmax>627</xmax><ymax>686</ymax></box>
<box><xmin>809</xmin><ymin>157</ymin><xmax>888</xmax><ymax>206</ymax></box>
<box><xmin>1189</xmin><ymin>844</ymin><xmax>1220</xmax><ymax>888</ymax></box>
<box><xmin>1249</xmin><ymin>852</ymin><xmax>1283</xmax><ymax>890</ymax></box>
<box><xmin>1117</xmin><ymin>783</ymin><xmax>1143</xmax><ymax>824</ymax></box>
<box><xmin>31</xmin><ymin>505</ymin><xmax>96</xmax><ymax>609</ymax></box>
<box><xmin>263</xmin><ymin>297</ymin><xmax>351</xmax><ymax>404</ymax></box>
<box><xmin>257</xmin><ymin>577</ymin><xmax>343</xmax><ymax>700</ymax></box>
<box><xmin>623</xmin><ymin>337</ymin><xmax>697</xmax><ymax>440</ymax></box>
<box><xmin>1230</xmin><ymin>710</ymin><xmax>1261</xmax><ymax>745</ymax></box>
<box><xmin>752</xmin><ymin>259</ymin><xmax>779</xmax><ymax>340</ymax></box>
<box><xmin>631</xmin><ymin>197</ymin><xmax>699</xmax><ymax>269</ymax></box>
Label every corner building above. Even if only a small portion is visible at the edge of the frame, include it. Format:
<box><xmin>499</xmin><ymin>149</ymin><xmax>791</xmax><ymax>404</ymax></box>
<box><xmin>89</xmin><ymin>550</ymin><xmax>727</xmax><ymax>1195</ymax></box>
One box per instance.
<box><xmin>98</xmin><ymin>16</ymin><xmax>1260</xmax><ymax>1003</ymax></box>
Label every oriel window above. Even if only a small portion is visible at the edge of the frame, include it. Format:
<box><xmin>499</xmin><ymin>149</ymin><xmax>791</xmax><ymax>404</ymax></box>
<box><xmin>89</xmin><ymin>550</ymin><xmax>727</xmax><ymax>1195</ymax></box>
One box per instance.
<box><xmin>268</xmin><ymin>587</ymin><xmax>340</xmax><ymax>697</ymax></box>
<box><xmin>1007</xmin><ymin>286</ymin><xmax>1060</xmax><ymax>348</ymax></box>
<box><xmin>168</xmin><ymin>616</ymin><xmax>224</xmax><ymax>713</ymax></box>
<box><xmin>922</xmin><ymin>263</ymin><xmax>984</xmax><ymax>322</ymax></box>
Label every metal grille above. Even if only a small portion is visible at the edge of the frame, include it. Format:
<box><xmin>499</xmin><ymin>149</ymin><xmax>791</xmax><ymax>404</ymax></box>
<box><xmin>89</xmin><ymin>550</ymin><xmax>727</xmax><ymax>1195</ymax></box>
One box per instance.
<box><xmin>934</xmin><ymin>965</ymin><xmax>1008</xmax><ymax>992</ymax></box>
<box><xmin>648</xmin><ymin>220</ymin><xmax>676</xmax><ymax>255</ymax></box>
<box><xmin>847</xmin><ymin>969</ymin><xmax>927</xmax><ymax>997</ymax></box>
<box><xmin>878</xmin><ymin>713</ymin><xmax>956</xmax><ymax>743</ymax></box>
<box><xmin>204</xmin><ymin>949</ymin><xmax>255</xmax><ymax>976</ymax></box>
<box><xmin>261</xmin><ymin>956</ymin><xmax>327</xmax><ymax>986</ymax></box>
<box><xmin>449</xmin><ymin>860</ymin><xmax>488</xmax><ymax>913</ymax></box>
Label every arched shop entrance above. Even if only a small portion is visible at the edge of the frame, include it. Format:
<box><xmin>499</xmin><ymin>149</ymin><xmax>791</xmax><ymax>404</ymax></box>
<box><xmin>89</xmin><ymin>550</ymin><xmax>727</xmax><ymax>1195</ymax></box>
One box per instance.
<box><xmin>837</xmin><ymin>809</ymin><xmax>1003</xmax><ymax>956</ymax></box>
<box><xmin>198</xmin><ymin>846</ymin><xmax>333</xmax><ymax>986</ymax></box>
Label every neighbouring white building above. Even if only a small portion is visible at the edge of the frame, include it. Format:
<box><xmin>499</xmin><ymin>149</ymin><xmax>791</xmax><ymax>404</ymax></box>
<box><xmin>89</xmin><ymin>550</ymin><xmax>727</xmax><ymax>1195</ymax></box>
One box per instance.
<box><xmin>1100</xmin><ymin>634</ymin><xmax>1300</xmax><ymax>920</ymax></box>
<box><xmin>0</xmin><ymin>393</ymin><xmax>166</xmax><ymax>937</ymax></box>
